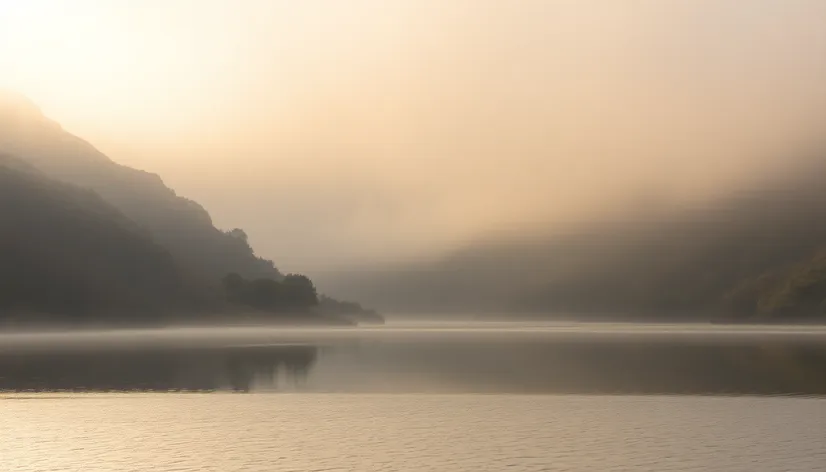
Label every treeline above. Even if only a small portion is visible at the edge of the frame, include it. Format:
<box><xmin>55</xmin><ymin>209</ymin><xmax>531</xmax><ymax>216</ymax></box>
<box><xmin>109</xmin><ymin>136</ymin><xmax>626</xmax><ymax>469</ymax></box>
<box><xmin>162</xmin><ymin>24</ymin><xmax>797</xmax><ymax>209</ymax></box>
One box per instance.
<box><xmin>724</xmin><ymin>249</ymin><xmax>826</xmax><ymax>321</ymax></box>
<box><xmin>218</xmin><ymin>273</ymin><xmax>384</xmax><ymax>323</ymax></box>
<box><xmin>223</xmin><ymin>273</ymin><xmax>318</xmax><ymax>313</ymax></box>
<box><xmin>318</xmin><ymin>296</ymin><xmax>385</xmax><ymax>324</ymax></box>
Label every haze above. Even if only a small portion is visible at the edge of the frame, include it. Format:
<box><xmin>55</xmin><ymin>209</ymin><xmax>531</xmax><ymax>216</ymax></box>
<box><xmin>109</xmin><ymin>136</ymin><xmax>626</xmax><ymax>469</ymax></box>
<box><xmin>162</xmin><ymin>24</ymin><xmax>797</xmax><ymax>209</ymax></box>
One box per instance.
<box><xmin>2</xmin><ymin>0</ymin><xmax>826</xmax><ymax>275</ymax></box>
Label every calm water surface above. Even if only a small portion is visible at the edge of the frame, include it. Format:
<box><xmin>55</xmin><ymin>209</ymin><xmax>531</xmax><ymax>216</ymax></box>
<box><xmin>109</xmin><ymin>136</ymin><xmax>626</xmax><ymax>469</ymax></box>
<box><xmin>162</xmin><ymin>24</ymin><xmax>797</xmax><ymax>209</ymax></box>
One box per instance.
<box><xmin>2</xmin><ymin>322</ymin><xmax>826</xmax><ymax>471</ymax></box>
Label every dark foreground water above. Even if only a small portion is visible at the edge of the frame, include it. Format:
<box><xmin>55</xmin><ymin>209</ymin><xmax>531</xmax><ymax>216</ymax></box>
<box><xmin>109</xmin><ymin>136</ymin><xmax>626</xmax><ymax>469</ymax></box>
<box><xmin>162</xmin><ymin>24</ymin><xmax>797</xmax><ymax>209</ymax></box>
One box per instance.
<box><xmin>2</xmin><ymin>322</ymin><xmax>826</xmax><ymax>471</ymax></box>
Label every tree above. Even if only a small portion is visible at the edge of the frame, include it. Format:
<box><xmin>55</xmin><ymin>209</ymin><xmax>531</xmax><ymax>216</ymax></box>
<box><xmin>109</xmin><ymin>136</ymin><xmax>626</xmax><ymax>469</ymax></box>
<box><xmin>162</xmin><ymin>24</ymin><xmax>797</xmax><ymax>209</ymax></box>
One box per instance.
<box><xmin>226</xmin><ymin>228</ymin><xmax>250</xmax><ymax>247</ymax></box>
<box><xmin>249</xmin><ymin>278</ymin><xmax>281</xmax><ymax>310</ymax></box>
<box><xmin>220</xmin><ymin>273</ymin><xmax>319</xmax><ymax>315</ymax></box>
<box><xmin>281</xmin><ymin>274</ymin><xmax>319</xmax><ymax>310</ymax></box>
<box><xmin>222</xmin><ymin>273</ymin><xmax>246</xmax><ymax>293</ymax></box>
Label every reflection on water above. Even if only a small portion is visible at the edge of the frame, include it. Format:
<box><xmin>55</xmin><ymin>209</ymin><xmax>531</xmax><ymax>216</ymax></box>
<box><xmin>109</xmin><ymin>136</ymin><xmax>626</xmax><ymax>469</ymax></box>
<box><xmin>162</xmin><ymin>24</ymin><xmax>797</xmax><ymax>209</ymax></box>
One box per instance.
<box><xmin>313</xmin><ymin>340</ymin><xmax>826</xmax><ymax>395</ymax></box>
<box><xmin>1</xmin><ymin>323</ymin><xmax>826</xmax><ymax>395</ymax></box>
<box><xmin>0</xmin><ymin>345</ymin><xmax>316</xmax><ymax>392</ymax></box>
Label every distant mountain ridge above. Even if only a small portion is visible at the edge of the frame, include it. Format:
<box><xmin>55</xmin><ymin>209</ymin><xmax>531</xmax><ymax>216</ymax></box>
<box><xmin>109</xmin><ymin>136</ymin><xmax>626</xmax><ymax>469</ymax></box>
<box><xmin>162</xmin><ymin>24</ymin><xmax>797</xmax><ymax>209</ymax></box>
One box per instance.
<box><xmin>325</xmin><ymin>154</ymin><xmax>826</xmax><ymax>321</ymax></box>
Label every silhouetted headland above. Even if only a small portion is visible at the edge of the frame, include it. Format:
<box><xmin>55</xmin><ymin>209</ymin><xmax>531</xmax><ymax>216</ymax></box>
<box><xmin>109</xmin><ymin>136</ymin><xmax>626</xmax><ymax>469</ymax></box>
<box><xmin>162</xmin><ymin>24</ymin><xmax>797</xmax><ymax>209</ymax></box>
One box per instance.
<box><xmin>0</xmin><ymin>93</ymin><xmax>381</xmax><ymax>328</ymax></box>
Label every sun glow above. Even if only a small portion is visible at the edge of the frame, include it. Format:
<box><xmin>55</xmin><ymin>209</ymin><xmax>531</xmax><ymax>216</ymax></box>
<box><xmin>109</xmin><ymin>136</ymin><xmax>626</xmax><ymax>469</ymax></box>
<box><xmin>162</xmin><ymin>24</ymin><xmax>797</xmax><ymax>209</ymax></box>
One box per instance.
<box><xmin>0</xmin><ymin>0</ymin><xmax>241</xmax><ymax>132</ymax></box>
<box><xmin>0</xmin><ymin>0</ymin><xmax>397</xmax><ymax>135</ymax></box>
<box><xmin>3</xmin><ymin>0</ymin><xmax>826</xmax><ymax>271</ymax></box>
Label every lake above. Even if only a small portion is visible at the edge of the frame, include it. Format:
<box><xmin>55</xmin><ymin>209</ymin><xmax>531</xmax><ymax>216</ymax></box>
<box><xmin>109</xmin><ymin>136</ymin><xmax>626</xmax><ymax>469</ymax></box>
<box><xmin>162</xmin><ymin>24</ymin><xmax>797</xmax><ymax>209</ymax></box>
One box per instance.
<box><xmin>2</xmin><ymin>322</ymin><xmax>826</xmax><ymax>471</ymax></box>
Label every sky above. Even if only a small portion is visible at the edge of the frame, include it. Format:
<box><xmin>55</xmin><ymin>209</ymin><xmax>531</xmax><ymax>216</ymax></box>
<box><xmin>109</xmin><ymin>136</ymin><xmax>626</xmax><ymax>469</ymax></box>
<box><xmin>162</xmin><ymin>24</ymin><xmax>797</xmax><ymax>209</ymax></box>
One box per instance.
<box><xmin>2</xmin><ymin>0</ymin><xmax>826</xmax><ymax>274</ymax></box>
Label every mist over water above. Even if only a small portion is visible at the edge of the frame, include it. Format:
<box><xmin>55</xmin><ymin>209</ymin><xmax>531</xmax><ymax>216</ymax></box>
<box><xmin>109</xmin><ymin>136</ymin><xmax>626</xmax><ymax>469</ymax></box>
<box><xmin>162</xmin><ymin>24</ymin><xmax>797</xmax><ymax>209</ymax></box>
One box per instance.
<box><xmin>4</xmin><ymin>322</ymin><xmax>826</xmax><ymax>395</ymax></box>
<box><xmin>4</xmin><ymin>323</ymin><xmax>826</xmax><ymax>471</ymax></box>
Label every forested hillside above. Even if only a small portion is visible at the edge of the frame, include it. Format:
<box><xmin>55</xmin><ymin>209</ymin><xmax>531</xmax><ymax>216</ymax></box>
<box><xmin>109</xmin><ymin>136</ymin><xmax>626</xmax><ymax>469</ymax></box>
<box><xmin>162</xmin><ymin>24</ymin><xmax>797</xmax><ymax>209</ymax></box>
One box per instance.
<box><xmin>0</xmin><ymin>154</ymin><xmax>198</xmax><ymax>324</ymax></box>
<box><xmin>0</xmin><ymin>93</ymin><xmax>381</xmax><ymax>326</ymax></box>
<box><xmin>0</xmin><ymin>92</ymin><xmax>280</xmax><ymax>282</ymax></box>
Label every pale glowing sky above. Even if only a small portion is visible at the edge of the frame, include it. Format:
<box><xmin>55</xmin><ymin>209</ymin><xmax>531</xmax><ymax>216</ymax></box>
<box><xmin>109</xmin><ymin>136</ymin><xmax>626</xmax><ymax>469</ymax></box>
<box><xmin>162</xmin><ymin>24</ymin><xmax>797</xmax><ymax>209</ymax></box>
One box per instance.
<box><xmin>2</xmin><ymin>0</ymin><xmax>826</xmax><ymax>274</ymax></box>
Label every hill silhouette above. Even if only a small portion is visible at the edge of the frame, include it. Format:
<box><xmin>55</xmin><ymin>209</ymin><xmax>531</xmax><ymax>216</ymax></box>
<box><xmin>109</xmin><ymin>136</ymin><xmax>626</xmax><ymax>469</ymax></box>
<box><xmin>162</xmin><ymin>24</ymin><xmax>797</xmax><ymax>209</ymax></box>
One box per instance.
<box><xmin>0</xmin><ymin>93</ymin><xmax>380</xmax><ymax>326</ymax></box>
<box><xmin>325</xmin><ymin>155</ymin><xmax>826</xmax><ymax>322</ymax></box>
<box><xmin>0</xmin><ymin>154</ymin><xmax>201</xmax><ymax>325</ymax></box>
<box><xmin>0</xmin><ymin>92</ymin><xmax>279</xmax><ymax>283</ymax></box>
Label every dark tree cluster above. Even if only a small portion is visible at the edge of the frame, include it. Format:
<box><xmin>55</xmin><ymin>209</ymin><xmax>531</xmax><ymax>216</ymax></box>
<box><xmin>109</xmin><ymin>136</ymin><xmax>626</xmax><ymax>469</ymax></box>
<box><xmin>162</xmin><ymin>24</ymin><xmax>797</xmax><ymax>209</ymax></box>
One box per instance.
<box><xmin>318</xmin><ymin>295</ymin><xmax>385</xmax><ymax>324</ymax></box>
<box><xmin>222</xmin><ymin>273</ymin><xmax>320</xmax><ymax>315</ymax></box>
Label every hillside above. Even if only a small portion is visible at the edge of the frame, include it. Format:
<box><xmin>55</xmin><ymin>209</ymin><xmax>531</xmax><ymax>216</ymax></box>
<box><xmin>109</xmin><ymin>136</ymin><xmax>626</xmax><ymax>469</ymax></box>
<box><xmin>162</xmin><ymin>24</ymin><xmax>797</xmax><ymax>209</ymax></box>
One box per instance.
<box><xmin>325</xmin><ymin>157</ymin><xmax>826</xmax><ymax>321</ymax></box>
<box><xmin>0</xmin><ymin>154</ymin><xmax>201</xmax><ymax>325</ymax></box>
<box><xmin>0</xmin><ymin>155</ymin><xmax>369</xmax><ymax>326</ymax></box>
<box><xmin>0</xmin><ymin>93</ymin><xmax>381</xmax><ymax>325</ymax></box>
<box><xmin>0</xmin><ymin>92</ymin><xmax>280</xmax><ymax>283</ymax></box>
